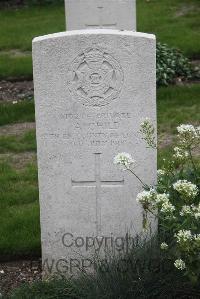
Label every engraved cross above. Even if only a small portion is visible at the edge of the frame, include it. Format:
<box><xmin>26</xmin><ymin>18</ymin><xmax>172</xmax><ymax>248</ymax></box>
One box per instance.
<box><xmin>72</xmin><ymin>153</ymin><xmax>124</xmax><ymax>235</ymax></box>
<box><xmin>85</xmin><ymin>6</ymin><xmax>117</xmax><ymax>29</ymax></box>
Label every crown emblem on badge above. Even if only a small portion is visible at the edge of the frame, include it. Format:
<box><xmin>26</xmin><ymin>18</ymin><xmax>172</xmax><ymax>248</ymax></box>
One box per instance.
<box><xmin>84</xmin><ymin>48</ymin><xmax>104</xmax><ymax>65</ymax></box>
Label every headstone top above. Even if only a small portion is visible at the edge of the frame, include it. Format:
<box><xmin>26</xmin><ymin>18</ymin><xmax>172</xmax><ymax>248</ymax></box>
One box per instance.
<box><xmin>65</xmin><ymin>0</ymin><xmax>137</xmax><ymax>31</ymax></box>
<box><xmin>33</xmin><ymin>30</ymin><xmax>155</xmax><ymax>43</ymax></box>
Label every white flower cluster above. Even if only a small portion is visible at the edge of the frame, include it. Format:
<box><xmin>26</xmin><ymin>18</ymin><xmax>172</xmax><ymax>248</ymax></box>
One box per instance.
<box><xmin>114</xmin><ymin>153</ymin><xmax>135</xmax><ymax>169</ymax></box>
<box><xmin>155</xmin><ymin>193</ymin><xmax>175</xmax><ymax>214</ymax></box>
<box><xmin>173</xmin><ymin>146</ymin><xmax>189</xmax><ymax>161</ymax></box>
<box><xmin>180</xmin><ymin>203</ymin><xmax>200</xmax><ymax>219</ymax></box>
<box><xmin>160</xmin><ymin>242</ymin><xmax>168</xmax><ymax>250</ymax></box>
<box><xmin>174</xmin><ymin>259</ymin><xmax>186</xmax><ymax>270</ymax></box>
<box><xmin>177</xmin><ymin>124</ymin><xmax>197</xmax><ymax>135</ymax></box>
<box><xmin>160</xmin><ymin>201</ymin><xmax>175</xmax><ymax>214</ymax></box>
<box><xmin>136</xmin><ymin>189</ymin><xmax>156</xmax><ymax>205</ymax></box>
<box><xmin>157</xmin><ymin>169</ymin><xmax>166</xmax><ymax>176</ymax></box>
<box><xmin>193</xmin><ymin>203</ymin><xmax>200</xmax><ymax>219</ymax></box>
<box><xmin>155</xmin><ymin>193</ymin><xmax>169</xmax><ymax>204</ymax></box>
<box><xmin>177</xmin><ymin>124</ymin><xmax>200</xmax><ymax>147</ymax></box>
<box><xmin>136</xmin><ymin>190</ymin><xmax>175</xmax><ymax>216</ymax></box>
<box><xmin>175</xmin><ymin>230</ymin><xmax>192</xmax><ymax>243</ymax></box>
<box><xmin>180</xmin><ymin>205</ymin><xmax>192</xmax><ymax>216</ymax></box>
<box><xmin>175</xmin><ymin>230</ymin><xmax>200</xmax><ymax>250</ymax></box>
<box><xmin>174</xmin><ymin>229</ymin><xmax>200</xmax><ymax>271</ymax></box>
<box><xmin>173</xmin><ymin>180</ymin><xmax>198</xmax><ymax>199</ymax></box>
<box><xmin>140</xmin><ymin>118</ymin><xmax>157</xmax><ymax>149</ymax></box>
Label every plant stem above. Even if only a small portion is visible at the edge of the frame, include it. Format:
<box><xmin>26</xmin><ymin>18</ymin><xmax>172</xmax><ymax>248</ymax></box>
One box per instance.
<box><xmin>127</xmin><ymin>168</ymin><xmax>149</xmax><ymax>189</ymax></box>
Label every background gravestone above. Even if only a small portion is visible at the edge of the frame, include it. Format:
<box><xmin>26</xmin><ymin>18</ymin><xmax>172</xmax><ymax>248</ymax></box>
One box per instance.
<box><xmin>33</xmin><ymin>29</ymin><xmax>156</xmax><ymax>276</ymax></box>
<box><xmin>65</xmin><ymin>0</ymin><xmax>137</xmax><ymax>31</ymax></box>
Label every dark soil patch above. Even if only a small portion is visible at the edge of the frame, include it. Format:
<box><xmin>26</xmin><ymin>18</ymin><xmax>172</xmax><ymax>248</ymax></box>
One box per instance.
<box><xmin>0</xmin><ymin>0</ymin><xmax>62</xmax><ymax>9</ymax></box>
<box><xmin>0</xmin><ymin>0</ymin><xmax>28</xmax><ymax>9</ymax></box>
<box><xmin>0</xmin><ymin>81</ymin><xmax>33</xmax><ymax>102</ymax></box>
<box><xmin>174</xmin><ymin>77</ymin><xmax>200</xmax><ymax>86</ymax></box>
<box><xmin>0</xmin><ymin>259</ymin><xmax>42</xmax><ymax>297</ymax></box>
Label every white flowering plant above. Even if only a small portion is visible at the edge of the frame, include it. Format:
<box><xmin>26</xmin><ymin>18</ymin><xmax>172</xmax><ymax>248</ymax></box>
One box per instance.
<box><xmin>114</xmin><ymin>120</ymin><xmax>200</xmax><ymax>283</ymax></box>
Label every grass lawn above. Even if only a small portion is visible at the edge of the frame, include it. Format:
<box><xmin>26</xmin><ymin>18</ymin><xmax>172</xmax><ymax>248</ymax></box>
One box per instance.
<box><xmin>0</xmin><ymin>84</ymin><xmax>199</xmax><ymax>259</ymax></box>
<box><xmin>0</xmin><ymin>159</ymin><xmax>40</xmax><ymax>259</ymax></box>
<box><xmin>0</xmin><ymin>53</ymin><xmax>32</xmax><ymax>80</ymax></box>
<box><xmin>158</xmin><ymin>84</ymin><xmax>200</xmax><ymax>133</ymax></box>
<box><xmin>0</xmin><ymin>100</ymin><xmax>35</xmax><ymax>126</ymax></box>
<box><xmin>0</xmin><ymin>130</ymin><xmax>36</xmax><ymax>153</ymax></box>
<box><xmin>0</xmin><ymin>0</ymin><xmax>199</xmax><ymax>79</ymax></box>
<box><xmin>138</xmin><ymin>0</ymin><xmax>200</xmax><ymax>58</ymax></box>
<box><xmin>0</xmin><ymin>5</ymin><xmax>65</xmax><ymax>51</ymax></box>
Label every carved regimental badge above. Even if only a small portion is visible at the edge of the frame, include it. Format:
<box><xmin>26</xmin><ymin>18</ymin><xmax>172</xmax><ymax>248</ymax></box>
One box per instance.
<box><xmin>67</xmin><ymin>48</ymin><xmax>124</xmax><ymax>107</ymax></box>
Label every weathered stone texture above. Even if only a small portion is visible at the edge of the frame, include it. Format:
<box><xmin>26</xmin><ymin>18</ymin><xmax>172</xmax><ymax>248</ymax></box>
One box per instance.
<box><xmin>33</xmin><ymin>30</ymin><xmax>156</xmax><ymax>276</ymax></box>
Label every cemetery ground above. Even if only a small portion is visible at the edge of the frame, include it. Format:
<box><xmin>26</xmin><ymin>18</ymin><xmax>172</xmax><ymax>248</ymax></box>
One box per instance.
<box><xmin>0</xmin><ymin>0</ymin><xmax>200</xmax><ymax>297</ymax></box>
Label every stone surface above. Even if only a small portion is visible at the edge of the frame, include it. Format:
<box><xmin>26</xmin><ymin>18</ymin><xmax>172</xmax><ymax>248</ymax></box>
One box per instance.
<box><xmin>65</xmin><ymin>0</ymin><xmax>136</xmax><ymax>31</ymax></box>
<box><xmin>32</xmin><ymin>30</ymin><xmax>156</xmax><ymax>277</ymax></box>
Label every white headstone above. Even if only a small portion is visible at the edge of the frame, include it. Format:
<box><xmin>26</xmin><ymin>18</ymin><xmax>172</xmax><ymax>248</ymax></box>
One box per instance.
<box><xmin>33</xmin><ymin>30</ymin><xmax>156</xmax><ymax>277</ymax></box>
<box><xmin>65</xmin><ymin>0</ymin><xmax>136</xmax><ymax>31</ymax></box>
